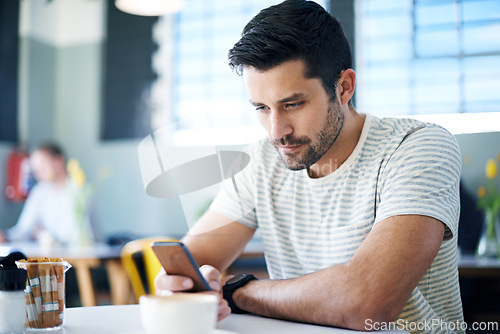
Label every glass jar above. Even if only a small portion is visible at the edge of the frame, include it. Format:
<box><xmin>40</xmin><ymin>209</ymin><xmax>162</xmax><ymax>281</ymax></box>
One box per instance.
<box><xmin>476</xmin><ymin>209</ymin><xmax>500</xmax><ymax>259</ymax></box>
<box><xmin>16</xmin><ymin>259</ymin><xmax>72</xmax><ymax>331</ymax></box>
<box><xmin>0</xmin><ymin>268</ymin><xmax>27</xmax><ymax>334</ymax></box>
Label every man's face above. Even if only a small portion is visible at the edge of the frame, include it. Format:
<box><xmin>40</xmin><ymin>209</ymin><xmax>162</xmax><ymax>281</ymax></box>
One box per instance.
<box><xmin>243</xmin><ymin>59</ymin><xmax>343</xmax><ymax>171</ymax></box>
<box><xmin>30</xmin><ymin>150</ymin><xmax>58</xmax><ymax>182</ymax></box>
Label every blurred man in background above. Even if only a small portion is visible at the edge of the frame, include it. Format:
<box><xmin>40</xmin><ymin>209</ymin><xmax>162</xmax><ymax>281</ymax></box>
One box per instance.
<box><xmin>0</xmin><ymin>143</ymin><xmax>92</xmax><ymax>245</ymax></box>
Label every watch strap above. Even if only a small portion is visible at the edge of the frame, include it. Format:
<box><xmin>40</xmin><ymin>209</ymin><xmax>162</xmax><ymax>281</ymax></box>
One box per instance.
<box><xmin>222</xmin><ymin>273</ymin><xmax>257</xmax><ymax>314</ymax></box>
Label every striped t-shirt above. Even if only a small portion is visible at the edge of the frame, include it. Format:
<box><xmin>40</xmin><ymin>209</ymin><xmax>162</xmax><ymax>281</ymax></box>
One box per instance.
<box><xmin>211</xmin><ymin>114</ymin><xmax>464</xmax><ymax>333</ymax></box>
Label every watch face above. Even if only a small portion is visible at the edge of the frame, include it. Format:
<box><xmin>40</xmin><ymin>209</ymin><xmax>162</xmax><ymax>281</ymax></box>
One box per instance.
<box><xmin>227</xmin><ymin>273</ymin><xmax>247</xmax><ymax>285</ymax></box>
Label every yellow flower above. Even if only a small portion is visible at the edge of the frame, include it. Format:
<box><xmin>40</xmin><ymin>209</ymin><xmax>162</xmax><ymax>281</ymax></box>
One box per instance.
<box><xmin>478</xmin><ymin>186</ymin><xmax>487</xmax><ymax>199</ymax></box>
<box><xmin>67</xmin><ymin>159</ymin><xmax>80</xmax><ymax>174</ymax></box>
<box><xmin>72</xmin><ymin>170</ymin><xmax>86</xmax><ymax>187</ymax></box>
<box><xmin>67</xmin><ymin>158</ymin><xmax>86</xmax><ymax>187</ymax></box>
<box><xmin>485</xmin><ymin>159</ymin><xmax>498</xmax><ymax>180</ymax></box>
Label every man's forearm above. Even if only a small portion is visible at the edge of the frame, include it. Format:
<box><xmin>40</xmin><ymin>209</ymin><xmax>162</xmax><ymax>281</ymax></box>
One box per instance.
<box><xmin>233</xmin><ymin>273</ymin><xmax>345</xmax><ymax>327</ymax></box>
<box><xmin>230</xmin><ymin>217</ymin><xmax>444</xmax><ymax>331</ymax></box>
<box><xmin>183</xmin><ymin>213</ymin><xmax>256</xmax><ymax>272</ymax></box>
<box><xmin>231</xmin><ymin>264</ymin><xmax>369</xmax><ymax>329</ymax></box>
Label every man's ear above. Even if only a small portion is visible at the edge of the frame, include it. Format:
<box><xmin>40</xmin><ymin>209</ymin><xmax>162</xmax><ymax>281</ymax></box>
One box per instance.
<box><xmin>338</xmin><ymin>69</ymin><xmax>355</xmax><ymax>106</ymax></box>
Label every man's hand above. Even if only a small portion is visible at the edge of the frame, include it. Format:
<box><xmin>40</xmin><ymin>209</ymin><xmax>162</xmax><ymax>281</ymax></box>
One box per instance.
<box><xmin>153</xmin><ymin>210</ymin><xmax>255</xmax><ymax>322</ymax></box>
<box><xmin>155</xmin><ymin>264</ymin><xmax>231</xmax><ymax>322</ymax></box>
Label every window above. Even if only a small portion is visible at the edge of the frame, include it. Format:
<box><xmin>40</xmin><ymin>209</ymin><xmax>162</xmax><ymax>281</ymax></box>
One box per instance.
<box><xmin>356</xmin><ymin>0</ymin><xmax>500</xmax><ymax>134</ymax></box>
<box><xmin>155</xmin><ymin>0</ymin><xmax>329</xmax><ymax>146</ymax></box>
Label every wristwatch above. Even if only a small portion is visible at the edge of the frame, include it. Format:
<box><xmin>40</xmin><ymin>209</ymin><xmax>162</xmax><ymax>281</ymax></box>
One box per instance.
<box><xmin>222</xmin><ymin>273</ymin><xmax>258</xmax><ymax>314</ymax></box>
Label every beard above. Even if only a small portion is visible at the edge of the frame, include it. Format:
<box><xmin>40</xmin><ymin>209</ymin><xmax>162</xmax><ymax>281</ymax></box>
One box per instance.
<box><xmin>272</xmin><ymin>100</ymin><xmax>344</xmax><ymax>171</ymax></box>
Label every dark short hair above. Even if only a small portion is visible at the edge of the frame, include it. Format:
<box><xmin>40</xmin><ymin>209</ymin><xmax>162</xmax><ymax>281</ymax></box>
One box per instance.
<box><xmin>228</xmin><ymin>0</ymin><xmax>352</xmax><ymax>100</ymax></box>
<box><xmin>36</xmin><ymin>142</ymin><xmax>65</xmax><ymax>160</ymax></box>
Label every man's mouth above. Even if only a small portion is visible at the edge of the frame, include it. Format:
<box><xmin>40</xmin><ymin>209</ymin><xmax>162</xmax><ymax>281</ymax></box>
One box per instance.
<box><xmin>279</xmin><ymin>145</ymin><xmax>302</xmax><ymax>154</ymax></box>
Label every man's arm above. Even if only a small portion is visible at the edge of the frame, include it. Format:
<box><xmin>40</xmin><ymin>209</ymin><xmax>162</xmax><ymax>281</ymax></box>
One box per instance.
<box><xmin>182</xmin><ymin>210</ymin><xmax>256</xmax><ymax>272</ymax></box>
<box><xmin>232</xmin><ymin>214</ymin><xmax>444</xmax><ymax>331</ymax></box>
<box><xmin>155</xmin><ymin>209</ymin><xmax>255</xmax><ymax>322</ymax></box>
<box><xmin>4</xmin><ymin>187</ymin><xmax>41</xmax><ymax>242</ymax></box>
<box><xmin>155</xmin><ymin>209</ymin><xmax>255</xmax><ymax>293</ymax></box>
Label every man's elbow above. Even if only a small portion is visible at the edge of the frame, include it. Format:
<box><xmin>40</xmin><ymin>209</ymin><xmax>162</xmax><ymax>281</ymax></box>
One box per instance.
<box><xmin>340</xmin><ymin>298</ymin><xmax>402</xmax><ymax>331</ymax></box>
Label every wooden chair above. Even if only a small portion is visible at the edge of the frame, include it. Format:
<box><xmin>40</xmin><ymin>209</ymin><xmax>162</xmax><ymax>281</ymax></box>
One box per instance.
<box><xmin>121</xmin><ymin>236</ymin><xmax>178</xmax><ymax>300</ymax></box>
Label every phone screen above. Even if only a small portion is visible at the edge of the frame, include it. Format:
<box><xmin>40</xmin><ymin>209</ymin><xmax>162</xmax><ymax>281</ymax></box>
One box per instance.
<box><xmin>151</xmin><ymin>241</ymin><xmax>211</xmax><ymax>292</ymax></box>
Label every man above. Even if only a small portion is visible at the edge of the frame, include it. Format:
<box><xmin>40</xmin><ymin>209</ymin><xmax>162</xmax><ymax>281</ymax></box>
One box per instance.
<box><xmin>156</xmin><ymin>1</ymin><xmax>463</xmax><ymax>332</ymax></box>
<box><xmin>0</xmin><ymin>143</ymin><xmax>91</xmax><ymax>245</ymax></box>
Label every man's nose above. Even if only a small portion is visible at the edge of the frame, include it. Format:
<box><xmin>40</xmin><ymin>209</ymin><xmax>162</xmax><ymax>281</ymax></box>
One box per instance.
<box><xmin>270</xmin><ymin>111</ymin><xmax>293</xmax><ymax>141</ymax></box>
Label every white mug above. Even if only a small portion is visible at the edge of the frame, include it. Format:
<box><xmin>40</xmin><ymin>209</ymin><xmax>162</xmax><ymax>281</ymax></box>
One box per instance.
<box><xmin>139</xmin><ymin>293</ymin><xmax>218</xmax><ymax>334</ymax></box>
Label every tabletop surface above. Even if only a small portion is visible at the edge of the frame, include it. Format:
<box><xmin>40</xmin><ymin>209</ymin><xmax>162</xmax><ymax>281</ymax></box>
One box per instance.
<box><xmin>458</xmin><ymin>252</ymin><xmax>500</xmax><ymax>268</ymax></box>
<box><xmin>61</xmin><ymin>304</ymin><xmax>407</xmax><ymax>334</ymax></box>
<box><xmin>0</xmin><ymin>241</ymin><xmax>122</xmax><ymax>260</ymax></box>
<box><xmin>4</xmin><ymin>241</ymin><xmax>499</xmax><ymax>267</ymax></box>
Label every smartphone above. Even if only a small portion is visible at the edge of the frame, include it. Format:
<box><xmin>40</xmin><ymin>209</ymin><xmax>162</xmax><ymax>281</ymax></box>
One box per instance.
<box><xmin>151</xmin><ymin>241</ymin><xmax>212</xmax><ymax>292</ymax></box>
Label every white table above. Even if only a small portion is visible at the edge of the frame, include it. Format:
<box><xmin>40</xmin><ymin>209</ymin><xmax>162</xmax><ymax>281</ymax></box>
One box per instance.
<box><xmin>60</xmin><ymin>305</ymin><xmax>407</xmax><ymax>334</ymax></box>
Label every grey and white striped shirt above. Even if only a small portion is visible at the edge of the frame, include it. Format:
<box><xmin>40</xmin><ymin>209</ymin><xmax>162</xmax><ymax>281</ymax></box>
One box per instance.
<box><xmin>211</xmin><ymin>114</ymin><xmax>464</xmax><ymax>333</ymax></box>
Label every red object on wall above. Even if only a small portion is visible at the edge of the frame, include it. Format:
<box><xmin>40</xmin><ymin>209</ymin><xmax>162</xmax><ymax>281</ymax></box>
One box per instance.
<box><xmin>5</xmin><ymin>147</ymin><xmax>31</xmax><ymax>202</ymax></box>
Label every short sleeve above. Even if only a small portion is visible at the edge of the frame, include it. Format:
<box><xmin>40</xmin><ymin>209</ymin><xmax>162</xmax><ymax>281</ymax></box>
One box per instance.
<box><xmin>375</xmin><ymin>125</ymin><xmax>462</xmax><ymax>240</ymax></box>
<box><xmin>209</xmin><ymin>143</ymin><xmax>260</xmax><ymax>229</ymax></box>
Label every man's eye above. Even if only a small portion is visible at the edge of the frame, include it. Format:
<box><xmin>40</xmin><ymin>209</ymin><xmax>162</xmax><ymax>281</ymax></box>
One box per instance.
<box><xmin>285</xmin><ymin>102</ymin><xmax>303</xmax><ymax>109</ymax></box>
<box><xmin>256</xmin><ymin>106</ymin><xmax>269</xmax><ymax>112</ymax></box>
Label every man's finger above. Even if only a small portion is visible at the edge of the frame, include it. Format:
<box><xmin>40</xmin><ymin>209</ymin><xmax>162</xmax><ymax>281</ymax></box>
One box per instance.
<box><xmin>155</xmin><ymin>274</ymin><xmax>194</xmax><ymax>292</ymax></box>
